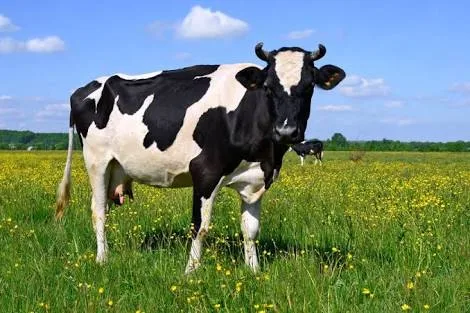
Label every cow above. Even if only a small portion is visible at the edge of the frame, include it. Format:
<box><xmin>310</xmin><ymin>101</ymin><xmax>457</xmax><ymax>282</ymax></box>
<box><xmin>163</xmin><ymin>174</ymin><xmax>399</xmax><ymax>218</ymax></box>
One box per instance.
<box><xmin>291</xmin><ymin>139</ymin><xmax>324</xmax><ymax>166</ymax></box>
<box><xmin>55</xmin><ymin>42</ymin><xmax>345</xmax><ymax>273</ymax></box>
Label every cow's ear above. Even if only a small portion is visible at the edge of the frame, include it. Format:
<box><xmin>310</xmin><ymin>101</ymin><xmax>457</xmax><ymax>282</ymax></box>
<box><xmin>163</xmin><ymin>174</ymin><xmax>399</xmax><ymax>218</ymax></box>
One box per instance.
<box><xmin>314</xmin><ymin>65</ymin><xmax>346</xmax><ymax>90</ymax></box>
<box><xmin>236</xmin><ymin>67</ymin><xmax>266</xmax><ymax>90</ymax></box>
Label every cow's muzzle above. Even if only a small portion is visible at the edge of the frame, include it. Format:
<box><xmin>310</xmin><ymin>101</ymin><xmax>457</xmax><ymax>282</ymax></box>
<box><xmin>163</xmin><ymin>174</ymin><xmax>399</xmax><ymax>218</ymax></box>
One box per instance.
<box><xmin>273</xmin><ymin>125</ymin><xmax>301</xmax><ymax>144</ymax></box>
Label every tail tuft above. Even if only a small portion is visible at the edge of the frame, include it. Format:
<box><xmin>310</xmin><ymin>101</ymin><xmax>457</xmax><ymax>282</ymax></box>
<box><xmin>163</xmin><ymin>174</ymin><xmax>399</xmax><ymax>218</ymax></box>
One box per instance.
<box><xmin>55</xmin><ymin>126</ymin><xmax>74</xmax><ymax>221</ymax></box>
<box><xmin>55</xmin><ymin>179</ymin><xmax>70</xmax><ymax>220</ymax></box>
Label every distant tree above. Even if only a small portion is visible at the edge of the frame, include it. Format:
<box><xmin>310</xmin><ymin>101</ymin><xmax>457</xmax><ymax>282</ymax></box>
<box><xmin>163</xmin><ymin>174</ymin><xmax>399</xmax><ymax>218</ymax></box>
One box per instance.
<box><xmin>331</xmin><ymin>133</ymin><xmax>348</xmax><ymax>149</ymax></box>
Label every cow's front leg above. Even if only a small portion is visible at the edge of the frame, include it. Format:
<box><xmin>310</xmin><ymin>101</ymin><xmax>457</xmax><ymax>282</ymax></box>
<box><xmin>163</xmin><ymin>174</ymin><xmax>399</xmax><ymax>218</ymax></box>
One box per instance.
<box><xmin>240</xmin><ymin>198</ymin><xmax>261</xmax><ymax>272</ymax></box>
<box><xmin>185</xmin><ymin>168</ymin><xmax>224</xmax><ymax>274</ymax></box>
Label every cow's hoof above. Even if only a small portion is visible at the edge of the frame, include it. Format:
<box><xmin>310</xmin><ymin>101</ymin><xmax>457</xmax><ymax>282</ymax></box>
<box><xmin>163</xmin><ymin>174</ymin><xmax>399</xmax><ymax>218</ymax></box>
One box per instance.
<box><xmin>96</xmin><ymin>253</ymin><xmax>108</xmax><ymax>264</ymax></box>
<box><xmin>184</xmin><ymin>259</ymin><xmax>200</xmax><ymax>275</ymax></box>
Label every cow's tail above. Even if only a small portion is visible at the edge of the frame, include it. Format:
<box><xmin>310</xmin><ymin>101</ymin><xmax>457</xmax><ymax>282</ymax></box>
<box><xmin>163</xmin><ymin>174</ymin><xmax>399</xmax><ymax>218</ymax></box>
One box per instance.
<box><xmin>55</xmin><ymin>118</ymin><xmax>74</xmax><ymax>221</ymax></box>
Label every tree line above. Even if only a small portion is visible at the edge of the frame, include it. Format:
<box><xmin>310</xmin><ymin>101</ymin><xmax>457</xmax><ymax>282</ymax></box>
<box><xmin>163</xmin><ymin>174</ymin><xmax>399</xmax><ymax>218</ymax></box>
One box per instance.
<box><xmin>1</xmin><ymin>130</ymin><xmax>469</xmax><ymax>152</ymax></box>
<box><xmin>0</xmin><ymin>130</ymin><xmax>79</xmax><ymax>150</ymax></box>
<box><xmin>324</xmin><ymin>133</ymin><xmax>470</xmax><ymax>152</ymax></box>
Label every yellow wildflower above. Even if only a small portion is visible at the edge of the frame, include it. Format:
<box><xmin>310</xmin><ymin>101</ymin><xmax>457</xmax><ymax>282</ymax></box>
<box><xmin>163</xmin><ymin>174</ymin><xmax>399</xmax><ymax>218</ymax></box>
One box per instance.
<box><xmin>401</xmin><ymin>303</ymin><xmax>411</xmax><ymax>311</ymax></box>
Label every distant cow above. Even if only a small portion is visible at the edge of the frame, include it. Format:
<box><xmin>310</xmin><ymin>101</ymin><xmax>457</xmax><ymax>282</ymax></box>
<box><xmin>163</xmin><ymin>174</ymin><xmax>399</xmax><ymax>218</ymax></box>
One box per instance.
<box><xmin>56</xmin><ymin>42</ymin><xmax>345</xmax><ymax>273</ymax></box>
<box><xmin>291</xmin><ymin>139</ymin><xmax>324</xmax><ymax>166</ymax></box>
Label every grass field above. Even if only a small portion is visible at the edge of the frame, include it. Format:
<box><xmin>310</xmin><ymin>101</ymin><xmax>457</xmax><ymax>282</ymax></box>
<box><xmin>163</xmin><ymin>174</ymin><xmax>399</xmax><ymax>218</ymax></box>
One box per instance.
<box><xmin>1</xmin><ymin>151</ymin><xmax>469</xmax><ymax>313</ymax></box>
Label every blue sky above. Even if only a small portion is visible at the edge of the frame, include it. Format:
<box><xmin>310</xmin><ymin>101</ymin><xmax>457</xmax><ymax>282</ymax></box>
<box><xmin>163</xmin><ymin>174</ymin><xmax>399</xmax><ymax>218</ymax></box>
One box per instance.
<box><xmin>1</xmin><ymin>0</ymin><xmax>469</xmax><ymax>141</ymax></box>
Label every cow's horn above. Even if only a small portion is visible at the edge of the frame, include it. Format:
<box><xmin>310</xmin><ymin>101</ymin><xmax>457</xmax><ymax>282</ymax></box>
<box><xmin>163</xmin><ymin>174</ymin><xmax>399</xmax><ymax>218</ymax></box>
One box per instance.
<box><xmin>310</xmin><ymin>44</ymin><xmax>326</xmax><ymax>62</ymax></box>
<box><xmin>255</xmin><ymin>42</ymin><xmax>270</xmax><ymax>62</ymax></box>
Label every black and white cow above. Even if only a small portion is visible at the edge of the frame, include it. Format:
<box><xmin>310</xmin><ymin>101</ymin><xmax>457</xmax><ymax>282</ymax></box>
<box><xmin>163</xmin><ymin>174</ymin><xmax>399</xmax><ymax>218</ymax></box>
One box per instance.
<box><xmin>56</xmin><ymin>42</ymin><xmax>345</xmax><ymax>273</ymax></box>
<box><xmin>291</xmin><ymin>139</ymin><xmax>324</xmax><ymax>166</ymax></box>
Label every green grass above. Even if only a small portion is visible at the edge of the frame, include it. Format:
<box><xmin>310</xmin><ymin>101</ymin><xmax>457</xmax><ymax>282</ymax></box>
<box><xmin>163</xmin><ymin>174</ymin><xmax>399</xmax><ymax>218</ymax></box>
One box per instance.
<box><xmin>1</xmin><ymin>151</ymin><xmax>469</xmax><ymax>312</ymax></box>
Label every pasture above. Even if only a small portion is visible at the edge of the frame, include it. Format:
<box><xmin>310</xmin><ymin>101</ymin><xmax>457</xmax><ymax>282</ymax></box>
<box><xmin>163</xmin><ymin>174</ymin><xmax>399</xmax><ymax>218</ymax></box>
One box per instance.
<box><xmin>0</xmin><ymin>151</ymin><xmax>469</xmax><ymax>312</ymax></box>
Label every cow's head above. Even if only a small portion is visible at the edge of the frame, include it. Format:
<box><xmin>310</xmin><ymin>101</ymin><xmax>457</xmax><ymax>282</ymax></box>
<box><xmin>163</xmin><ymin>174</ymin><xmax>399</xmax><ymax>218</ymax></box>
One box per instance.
<box><xmin>236</xmin><ymin>43</ymin><xmax>345</xmax><ymax>144</ymax></box>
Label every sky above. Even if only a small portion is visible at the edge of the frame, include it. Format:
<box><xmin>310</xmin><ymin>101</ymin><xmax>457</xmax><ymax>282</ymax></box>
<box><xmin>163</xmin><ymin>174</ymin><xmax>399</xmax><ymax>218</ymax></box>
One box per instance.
<box><xmin>1</xmin><ymin>0</ymin><xmax>469</xmax><ymax>142</ymax></box>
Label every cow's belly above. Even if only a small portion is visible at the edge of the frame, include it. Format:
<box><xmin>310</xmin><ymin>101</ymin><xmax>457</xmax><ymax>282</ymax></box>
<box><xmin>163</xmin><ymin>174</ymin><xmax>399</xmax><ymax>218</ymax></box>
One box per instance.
<box><xmin>110</xmin><ymin>122</ymin><xmax>201</xmax><ymax>187</ymax></box>
<box><xmin>115</xmin><ymin>148</ymin><xmax>195</xmax><ymax>188</ymax></box>
<box><xmin>83</xmin><ymin>101</ymin><xmax>202</xmax><ymax>188</ymax></box>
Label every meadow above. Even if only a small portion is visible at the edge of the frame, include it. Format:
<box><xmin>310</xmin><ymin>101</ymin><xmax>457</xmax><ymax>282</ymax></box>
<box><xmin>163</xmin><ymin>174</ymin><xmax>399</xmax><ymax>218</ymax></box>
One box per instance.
<box><xmin>0</xmin><ymin>150</ymin><xmax>469</xmax><ymax>313</ymax></box>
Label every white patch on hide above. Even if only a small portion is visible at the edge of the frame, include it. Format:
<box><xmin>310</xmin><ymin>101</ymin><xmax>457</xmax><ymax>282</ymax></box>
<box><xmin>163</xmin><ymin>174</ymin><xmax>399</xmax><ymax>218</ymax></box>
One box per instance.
<box><xmin>274</xmin><ymin>51</ymin><xmax>305</xmax><ymax>95</ymax></box>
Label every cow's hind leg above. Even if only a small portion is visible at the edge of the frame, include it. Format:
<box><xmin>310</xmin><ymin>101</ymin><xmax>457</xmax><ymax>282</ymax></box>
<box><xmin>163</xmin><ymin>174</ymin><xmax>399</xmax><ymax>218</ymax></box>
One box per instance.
<box><xmin>85</xmin><ymin>156</ymin><xmax>112</xmax><ymax>264</ymax></box>
<box><xmin>185</xmin><ymin>160</ymin><xmax>224</xmax><ymax>274</ymax></box>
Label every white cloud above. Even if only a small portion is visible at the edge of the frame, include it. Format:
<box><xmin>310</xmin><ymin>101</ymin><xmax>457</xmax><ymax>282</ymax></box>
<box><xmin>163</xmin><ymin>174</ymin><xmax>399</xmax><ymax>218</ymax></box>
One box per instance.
<box><xmin>0</xmin><ymin>95</ymin><xmax>13</xmax><ymax>101</ymax></box>
<box><xmin>25</xmin><ymin>36</ymin><xmax>65</xmax><ymax>53</ymax></box>
<box><xmin>384</xmin><ymin>100</ymin><xmax>404</xmax><ymax>108</ymax></box>
<box><xmin>176</xmin><ymin>6</ymin><xmax>249</xmax><ymax>39</ymax></box>
<box><xmin>0</xmin><ymin>14</ymin><xmax>19</xmax><ymax>32</ymax></box>
<box><xmin>450</xmin><ymin>82</ymin><xmax>470</xmax><ymax>93</ymax></box>
<box><xmin>339</xmin><ymin>75</ymin><xmax>390</xmax><ymax>98</ymax></box>
<box><xmin>286</xmin><ymin>29</ymin><xmax>315</xmax><ymax>40</ymax></box>
<box><xmin>36</xmin><ymin>103</ymin><xmax>69</xmax><ymax>119</ymax></box>
<box><xmin>380</xmin><ymin>117</ymin><xmax>415</xmax><ymax>126</ymax></box>
<box><xmin>317</xmin><ymin>104</ymin><xmax>353</xmax><ymax>112</ymax></box>
<box><xmin>0</xmin><ymin>36</ymin><xmax>65</xmax><ymax>54</ymax></box>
